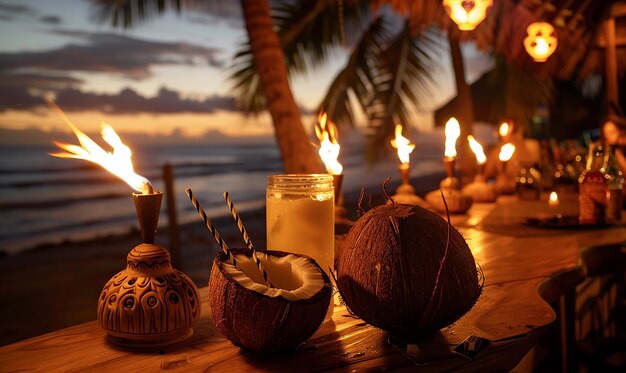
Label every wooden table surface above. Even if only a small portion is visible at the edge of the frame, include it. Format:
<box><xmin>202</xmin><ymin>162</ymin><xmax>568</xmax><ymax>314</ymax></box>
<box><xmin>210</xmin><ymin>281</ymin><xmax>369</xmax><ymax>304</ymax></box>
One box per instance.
<box><xmin>1</xmin><ymin>196</ymin><xmax>625</xmax><ymax>372</ymax></box>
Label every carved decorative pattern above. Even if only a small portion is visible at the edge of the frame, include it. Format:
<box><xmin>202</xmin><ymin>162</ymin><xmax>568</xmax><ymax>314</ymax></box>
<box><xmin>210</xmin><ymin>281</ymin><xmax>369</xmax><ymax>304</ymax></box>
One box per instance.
<box><xmin>97</xmin><ymin>244</ymin><xmax>200</xmax><ymax>345</ymax></box>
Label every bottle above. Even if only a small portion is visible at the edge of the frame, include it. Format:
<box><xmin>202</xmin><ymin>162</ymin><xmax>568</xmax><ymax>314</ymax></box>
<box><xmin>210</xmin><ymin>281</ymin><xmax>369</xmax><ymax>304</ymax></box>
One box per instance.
<box><xmin>603</xmin><ymin>146</ymin><xmax>624</xmax><ymax>223</ymax></box>
<box><xmin>578</xmin><ymin>143</ymin><xmax>607</xmax><ymax>224</ymax></box>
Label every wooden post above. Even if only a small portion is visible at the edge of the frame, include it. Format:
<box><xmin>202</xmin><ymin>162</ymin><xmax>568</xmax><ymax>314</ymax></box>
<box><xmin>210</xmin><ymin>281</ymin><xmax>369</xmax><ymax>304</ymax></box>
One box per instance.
<box><xmin>604</xmin><ymin>17</ymin><xmax>618</xmax><ymax>109</ymax></box>
<box><xmin>163</xmin><ymin>163</ymin><xmax>182</xmax><ymax>270</ymax></box>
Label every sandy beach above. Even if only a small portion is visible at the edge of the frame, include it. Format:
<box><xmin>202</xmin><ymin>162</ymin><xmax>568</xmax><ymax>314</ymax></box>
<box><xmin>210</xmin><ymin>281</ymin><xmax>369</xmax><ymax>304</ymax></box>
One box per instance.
<box><xmin>0</xmin><ymin>172</ymin><xmax>444</xmax><ymax>346</ymax></box>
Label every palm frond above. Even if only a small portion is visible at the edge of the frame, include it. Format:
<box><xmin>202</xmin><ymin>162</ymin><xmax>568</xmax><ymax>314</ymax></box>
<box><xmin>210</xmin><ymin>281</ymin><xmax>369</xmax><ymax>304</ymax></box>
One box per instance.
<box><xmin>364</xmin><ymin>25</ymin><xmax>440</xmax><ymax>160</ymax></box>
<box><xmin>228</xmin><ymin>0</ymin><xmax>371</xmax><ymax>114</ymax></box>
<box><xmin>90</xmin><ymin>0</ymin><xmax>182</xmax><ymax>28</ymax></box>
<box><xmin>318</xmin><ymin>16</ymin><xmax>391</xmax><ymax>130</ymax></box>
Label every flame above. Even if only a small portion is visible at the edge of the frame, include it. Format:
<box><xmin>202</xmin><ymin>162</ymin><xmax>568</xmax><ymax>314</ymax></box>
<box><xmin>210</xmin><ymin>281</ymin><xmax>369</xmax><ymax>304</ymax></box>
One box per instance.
<box><xmin>549</xmin><ymin>191</ymin><xmax>559</xmax><ymax>203</ymax></box>
<box><xmin>499</xmin><ymin>122</ymin><xmax>511</xmax><ymax>138</ymax></box>
<box><xmin>390</xmin><ymin>124</ymin><xmax>415</xmax><ymax>165</ymax></box>
<box><xmin>467</xmin><ymin>135</ymin><xmax>487</xmax><ymax>164</ymax></box>
<box><xmin>444</xmin><ymin>117</ymin><xmax>461</xmax><ymax>158</ymax></box>
<box><xmin>49</xmin><ymin>103</ymin><xmax>151</xmax><ymax>194</ymax></box>
<box><xmin>499</xmin><ymin>143</ymin><xmax>516</xmax><ymax>162</ymax></box>
<box><xmin>314</xmin><ymin>112</ymin><xmax>343</xmax><ymax>175</ymax></box>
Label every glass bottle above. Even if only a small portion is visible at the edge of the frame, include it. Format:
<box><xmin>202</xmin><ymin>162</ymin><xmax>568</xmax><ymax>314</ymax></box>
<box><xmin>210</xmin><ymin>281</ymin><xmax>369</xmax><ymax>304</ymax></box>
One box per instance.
<box><xmin>266</xmin><ymin>174</ymin><xmax>335</xmax><ymax>316</ymax></box>
<box><xmin>603</xmin><ymin>146</ymin><xmax>624</xmax><ymax>223</ymax></box>
<box><xmin>578</xmin><ymin>143</ymin><xmax>607</xmax><ymax>224</ymax></box>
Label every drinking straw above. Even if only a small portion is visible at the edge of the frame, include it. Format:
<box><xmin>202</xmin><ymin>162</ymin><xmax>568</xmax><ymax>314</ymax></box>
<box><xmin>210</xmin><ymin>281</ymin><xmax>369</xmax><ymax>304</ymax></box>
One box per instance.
<box><xmin>223</xmin><ymin>192</ymin><xmax>273</xmax><ymax>287</ymax></box>
<box><xmin>185</xmin><ymin>188</ymin><xmax>236</xmax><ymax>266</ymax></box>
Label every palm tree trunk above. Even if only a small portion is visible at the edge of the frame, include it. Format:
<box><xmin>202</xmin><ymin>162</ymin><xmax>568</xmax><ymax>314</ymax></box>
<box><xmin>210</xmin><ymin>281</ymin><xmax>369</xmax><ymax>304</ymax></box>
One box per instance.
<box><xmin>448</xmin><ymin>30</ymin><xmax>474</xmax><ymax>179</ymax></box>
<box><xmin>240</xmin><ymin>0</ymin><xmax>322</xmax><ymax>174</ymax></box>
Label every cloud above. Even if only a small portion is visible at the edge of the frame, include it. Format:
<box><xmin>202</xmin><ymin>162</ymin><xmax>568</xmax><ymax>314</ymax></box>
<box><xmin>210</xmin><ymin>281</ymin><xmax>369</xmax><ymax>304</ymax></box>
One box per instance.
<box><xmin>0</xmin><ymin>82</ymin><xmax>238</xmax><ymax>114</ymax></box>
<box><xmin>54</xmin><ymin>86</ymin><xmax>237</xmax><ymax>114</ymax></box>
<box><xmin>0</xmin><ymin>3</ymin><xmax>35</xmax><ymax>15</ymax></box>
<box><xmin>40</xmin><ymin>15</ymin><xmax>61</xmax><ymax>25</ymax></box>
<box><xmin>0</xmin><ymin>31</ymin><xmax>226</xmax><ymax>79</ymax></box>
<box><xmin>0</xmin><ymin>73</ymin><xmax>82</xmax><ymax>111</ymax></box>
<box><xmin>0</xmin><ymin>73</ymin><xmax>82</xmax><ymax>88</ymax></box>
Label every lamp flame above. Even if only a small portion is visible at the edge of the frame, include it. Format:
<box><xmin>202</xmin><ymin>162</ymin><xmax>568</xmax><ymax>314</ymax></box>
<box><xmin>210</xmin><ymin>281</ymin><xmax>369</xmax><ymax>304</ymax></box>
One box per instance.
<box><xmin>49</xmin><ymin>103</ymin><xmax>151</xmax><ymax>194</ymax></box>
<box><xmin>390</xmin><ymin>124</ymin><xmax>415</xmax><ymax>165</ymax></box>
<box><xmin>467</xmin><ymin>135</ymin><xmax>487</xmax><ymax>164</ymax></box>
<box><xmin>499</xmin><ymin>143</ymin><xmax>516</xmax><ymax>162</ymax></box>
<box><xmin>443</xmin><ymin>0</ymin><xmax>492</xmax><ymax>31</ymax></box>
<box><xmin>314</xmin><ymin>112</ymin><xmax>343</xmax><ymax>175</ymax></box>
<box><xmin>444</xmin><ymin>117</ymin><xmax>461</xmax><ymax>158</ymax></box>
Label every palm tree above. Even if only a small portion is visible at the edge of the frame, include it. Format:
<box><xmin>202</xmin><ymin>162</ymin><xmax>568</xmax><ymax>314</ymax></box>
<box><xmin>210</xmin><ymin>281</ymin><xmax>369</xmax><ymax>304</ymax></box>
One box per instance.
<box><xmin>93</xmin><ymin>0</ymin><xmax>322</xmax><ymax>173</ymax></box>
<box><xmin>230</xmin><ymin>1</ymin><xmax>439</xmax><ymax>160</ymax></box>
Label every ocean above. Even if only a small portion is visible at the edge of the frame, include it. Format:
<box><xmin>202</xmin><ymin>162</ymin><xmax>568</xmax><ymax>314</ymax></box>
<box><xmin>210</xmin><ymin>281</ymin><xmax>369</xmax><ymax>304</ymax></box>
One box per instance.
<box><xmin>0</xmin><ymin>136</ymin><xmax>448</xmax><ymax>255</ymax></box>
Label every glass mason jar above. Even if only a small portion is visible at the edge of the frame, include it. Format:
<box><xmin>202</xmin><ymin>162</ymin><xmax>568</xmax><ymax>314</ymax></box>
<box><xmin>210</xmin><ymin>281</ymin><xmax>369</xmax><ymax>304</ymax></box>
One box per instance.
<box><xmin>266</xmin><ymin>174</ymin><xmax>335</xmax><ymax>317</ymax></box>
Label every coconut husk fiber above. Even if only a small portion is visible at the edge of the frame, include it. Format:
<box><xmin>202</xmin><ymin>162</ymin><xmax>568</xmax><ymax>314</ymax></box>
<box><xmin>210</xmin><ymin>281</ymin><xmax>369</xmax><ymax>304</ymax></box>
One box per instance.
<box><xmin>336</xmin><ymin>203</ymin><xmax>482</xmax><ymax>338</ymax></box>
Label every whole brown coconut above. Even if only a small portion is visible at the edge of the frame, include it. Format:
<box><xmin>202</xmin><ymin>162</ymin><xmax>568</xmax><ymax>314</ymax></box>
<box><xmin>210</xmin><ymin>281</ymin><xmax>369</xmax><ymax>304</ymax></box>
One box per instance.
<box><xmin>209</xmin><ymin>249</ymin><xmax>332</xmax><ymax>352</ymax></box>
<box><xmin>336</xmin><ymin>203</ymin><xmax>481</xmax><ymax>337</ymax></box>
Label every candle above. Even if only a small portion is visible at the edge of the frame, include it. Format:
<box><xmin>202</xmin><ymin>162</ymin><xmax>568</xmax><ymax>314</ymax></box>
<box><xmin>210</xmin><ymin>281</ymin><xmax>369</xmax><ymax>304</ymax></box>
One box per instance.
<box><xmin>315</xmin><ymin>112</ymin><xmax>344</xmax><ymax>204</ymax></box>
<box><xmin>548</xmin><ymin>191</ymin><xmax>559</xmax><ymax>207</ymax></box>
<box><xmin>315</xmin><ymin>112</ymin><xmax>343</xmax><ymax>175</ymax></box>
<box><xmin>444</xmin><ymin>117</ymin><xmax>461</xmax><ymax>160</ymax></box>
<box><xmin>467</xmin><ymin>135</ymin><xmax>487</xmax><ymax>165</ymax></box>
<box><xmin>499</xmin><ymin>121</ymin><xmax>513</xmax><ymax>140</ymax></box>
<box><xmin>390</xmin><ymin>124</ymin><xmax>415</xmax><ymax>184</ymax></box>
<box><xmin>499</xmin><ymin>143</ymin><xmax>516</xmax><ymax>163</ymax></box>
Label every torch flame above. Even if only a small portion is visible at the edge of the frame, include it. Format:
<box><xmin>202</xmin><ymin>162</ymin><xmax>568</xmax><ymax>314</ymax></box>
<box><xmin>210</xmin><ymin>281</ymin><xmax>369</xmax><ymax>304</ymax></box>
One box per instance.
<box><xmin>314</xmin><ymin>112</ymin><xmax>343</xmax><ymax>175</ymax></box>
<box><xmin>499</xmin><ymin>143</ymin><xmax>516</xmax><ymax>162</ymax></box>
<box><xmin>390</xmin><ymin>124</ymin><xmax>415</xmax><ymax>165</ymax></box>
<box><xmin>499</xmin><ymin>122</ymin><xmax>511</xmax><ymax>138</ymax></box>
<box><xmin>49</xmin><ymin>104</ymin><xmax>151</xmax><ymax>194</ymax></box>
<box><xmin>444</xmin><ymin>117</ymin><xmax>461</xmax><ymax>158</ymax></box>
<box><xmin>467</xmin><ymin>135</ymin><xmax>487</xmax><ymax>164</ymax></box>
<box><xmin>549</xmin><ymin>191</ymin><xmax>559</xmax><ymax>203</ymax></box>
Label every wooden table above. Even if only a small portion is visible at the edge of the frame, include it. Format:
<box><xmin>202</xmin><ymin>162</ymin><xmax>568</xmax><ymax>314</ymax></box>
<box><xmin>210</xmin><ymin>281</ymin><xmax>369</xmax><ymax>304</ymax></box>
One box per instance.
<box><xmin>1</xmin><ymin>197</ymin><xmax>625</xmax><ymax>372</ymax></box>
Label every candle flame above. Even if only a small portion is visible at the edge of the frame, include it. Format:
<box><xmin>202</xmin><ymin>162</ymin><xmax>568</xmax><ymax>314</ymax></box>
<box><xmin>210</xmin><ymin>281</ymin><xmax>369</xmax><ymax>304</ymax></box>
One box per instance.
<box><xmin>549</xmin><ymin>191</ymin><xmax>558</xmax><ymax>203</ymax></box>
<box><xmin>390</xmin><ymin>124</ymin><xmax>415</xmax><ymax>164</ymax></box>
<box><xmin>467</xmin><ymin>135</ymin><xmax>487</xmax><ymax>164</ymax></box>
<box><xmin>499</xmin><ymin>122</ymin><xmax>511</xmax><ymax>138</ymax></box>
<box><xmin>48</xmin><ymin>102</ymin><xmax>151</xmax><ymax>194</ymax></box>
<box><xmin>499</xmin><ymin>143</ymin><xmax>516</xmax><ymax>162</ymax></box>
<box><xmin>444</xmin><ymin>117</ymin><xmax>461</xmax><ymax>158</ymax></box>
<box><xmin>314</xmin><ymin>112</ymin><xmax>343</xmax><ymax>175</ymax></box>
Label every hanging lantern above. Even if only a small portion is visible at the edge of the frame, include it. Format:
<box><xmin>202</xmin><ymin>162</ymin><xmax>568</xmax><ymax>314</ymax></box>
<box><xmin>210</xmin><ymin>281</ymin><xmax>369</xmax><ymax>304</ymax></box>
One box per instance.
<box><xmin>442</xmin><ymin>0</ymin><xmax>492</xmax><ymax>31</ymax></box>
<box><xmin>523</xmin><ymin>22</ymin><xmax>558</xmax><ymax>62</ymax></box>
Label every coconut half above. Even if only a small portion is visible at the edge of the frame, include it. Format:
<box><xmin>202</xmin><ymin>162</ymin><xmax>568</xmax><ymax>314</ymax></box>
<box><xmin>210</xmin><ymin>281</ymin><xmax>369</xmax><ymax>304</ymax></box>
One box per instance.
<box><xmin>209</xmin><ymin>249</ymin><xmax>332</xmax><ymax>352</ymax></box>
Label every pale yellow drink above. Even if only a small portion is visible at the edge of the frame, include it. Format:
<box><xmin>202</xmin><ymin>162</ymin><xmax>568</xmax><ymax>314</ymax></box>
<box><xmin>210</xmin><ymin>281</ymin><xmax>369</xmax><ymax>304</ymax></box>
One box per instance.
<box><xmin>266</xmin><ymin>174</ymin><xmax>335</xmax><ymax>318</ymax></box>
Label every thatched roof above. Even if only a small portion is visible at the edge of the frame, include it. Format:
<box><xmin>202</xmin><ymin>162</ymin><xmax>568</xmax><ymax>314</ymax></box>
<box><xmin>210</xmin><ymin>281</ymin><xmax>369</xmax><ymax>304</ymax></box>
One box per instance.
<box><xmin>373</xmin><ymin>0</ymin><xmax>626</xmax><ymax>80</ymax></box>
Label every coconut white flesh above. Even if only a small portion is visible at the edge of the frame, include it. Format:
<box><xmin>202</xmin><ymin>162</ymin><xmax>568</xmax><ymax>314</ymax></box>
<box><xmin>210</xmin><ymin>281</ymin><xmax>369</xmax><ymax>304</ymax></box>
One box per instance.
<box><xmin>222</xmin><ymin>252</ymin><xmax>325</xmax><ymax>301</ymax></box>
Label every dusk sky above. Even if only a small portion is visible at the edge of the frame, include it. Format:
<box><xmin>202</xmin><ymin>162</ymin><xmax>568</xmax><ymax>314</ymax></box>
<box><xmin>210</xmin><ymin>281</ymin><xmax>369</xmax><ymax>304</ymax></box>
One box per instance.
<box><xmin>0</xmin><ymin>0</ymin><xmax>492</xmax><ymax>144</ymax></box>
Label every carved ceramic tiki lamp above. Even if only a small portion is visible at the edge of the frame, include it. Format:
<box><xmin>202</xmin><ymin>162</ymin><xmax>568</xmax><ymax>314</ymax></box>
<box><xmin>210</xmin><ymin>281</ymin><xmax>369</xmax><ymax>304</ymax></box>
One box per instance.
<box><xmin>97</xmin><ymin>192</ymin><xmax>201</xmax><ymax>347</ymax></box>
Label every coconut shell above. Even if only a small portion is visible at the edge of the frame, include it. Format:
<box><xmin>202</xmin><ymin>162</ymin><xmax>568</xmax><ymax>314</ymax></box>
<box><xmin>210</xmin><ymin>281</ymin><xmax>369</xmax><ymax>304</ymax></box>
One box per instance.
<box><xmin>209</xmin><ymin>249</ymin><xmax>332</xmax><ymax>352</ymax></box>
<box><xmin>337</xmin><ymin>203</ymin><xmax>481</xmax><ymax>337</ymax></box>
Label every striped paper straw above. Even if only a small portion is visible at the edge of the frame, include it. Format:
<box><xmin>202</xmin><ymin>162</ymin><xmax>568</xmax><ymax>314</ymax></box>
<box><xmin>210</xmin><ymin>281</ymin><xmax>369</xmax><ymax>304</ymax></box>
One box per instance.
<box><xmin>185</xmin><ymin>188</ymin><xmax>236</xmax><ymax>267</ymax></box>
<box><xmin>223</xmin><ymin>192</ymin><xmax>273</xmax><ymax>287</ymax></box>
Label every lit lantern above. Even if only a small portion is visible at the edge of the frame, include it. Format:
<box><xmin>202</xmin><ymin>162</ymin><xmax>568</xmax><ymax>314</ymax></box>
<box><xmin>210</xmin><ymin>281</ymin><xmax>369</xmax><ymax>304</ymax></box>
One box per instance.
<box><xmin>442</xmin><ymin>0</ymin><xmax>492</xmax><ymax>31</ymax></box>
<box><xmin>523</xmin><ymin>22</ymin><xmax>558</xmax><ymax>62</ymax></box>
